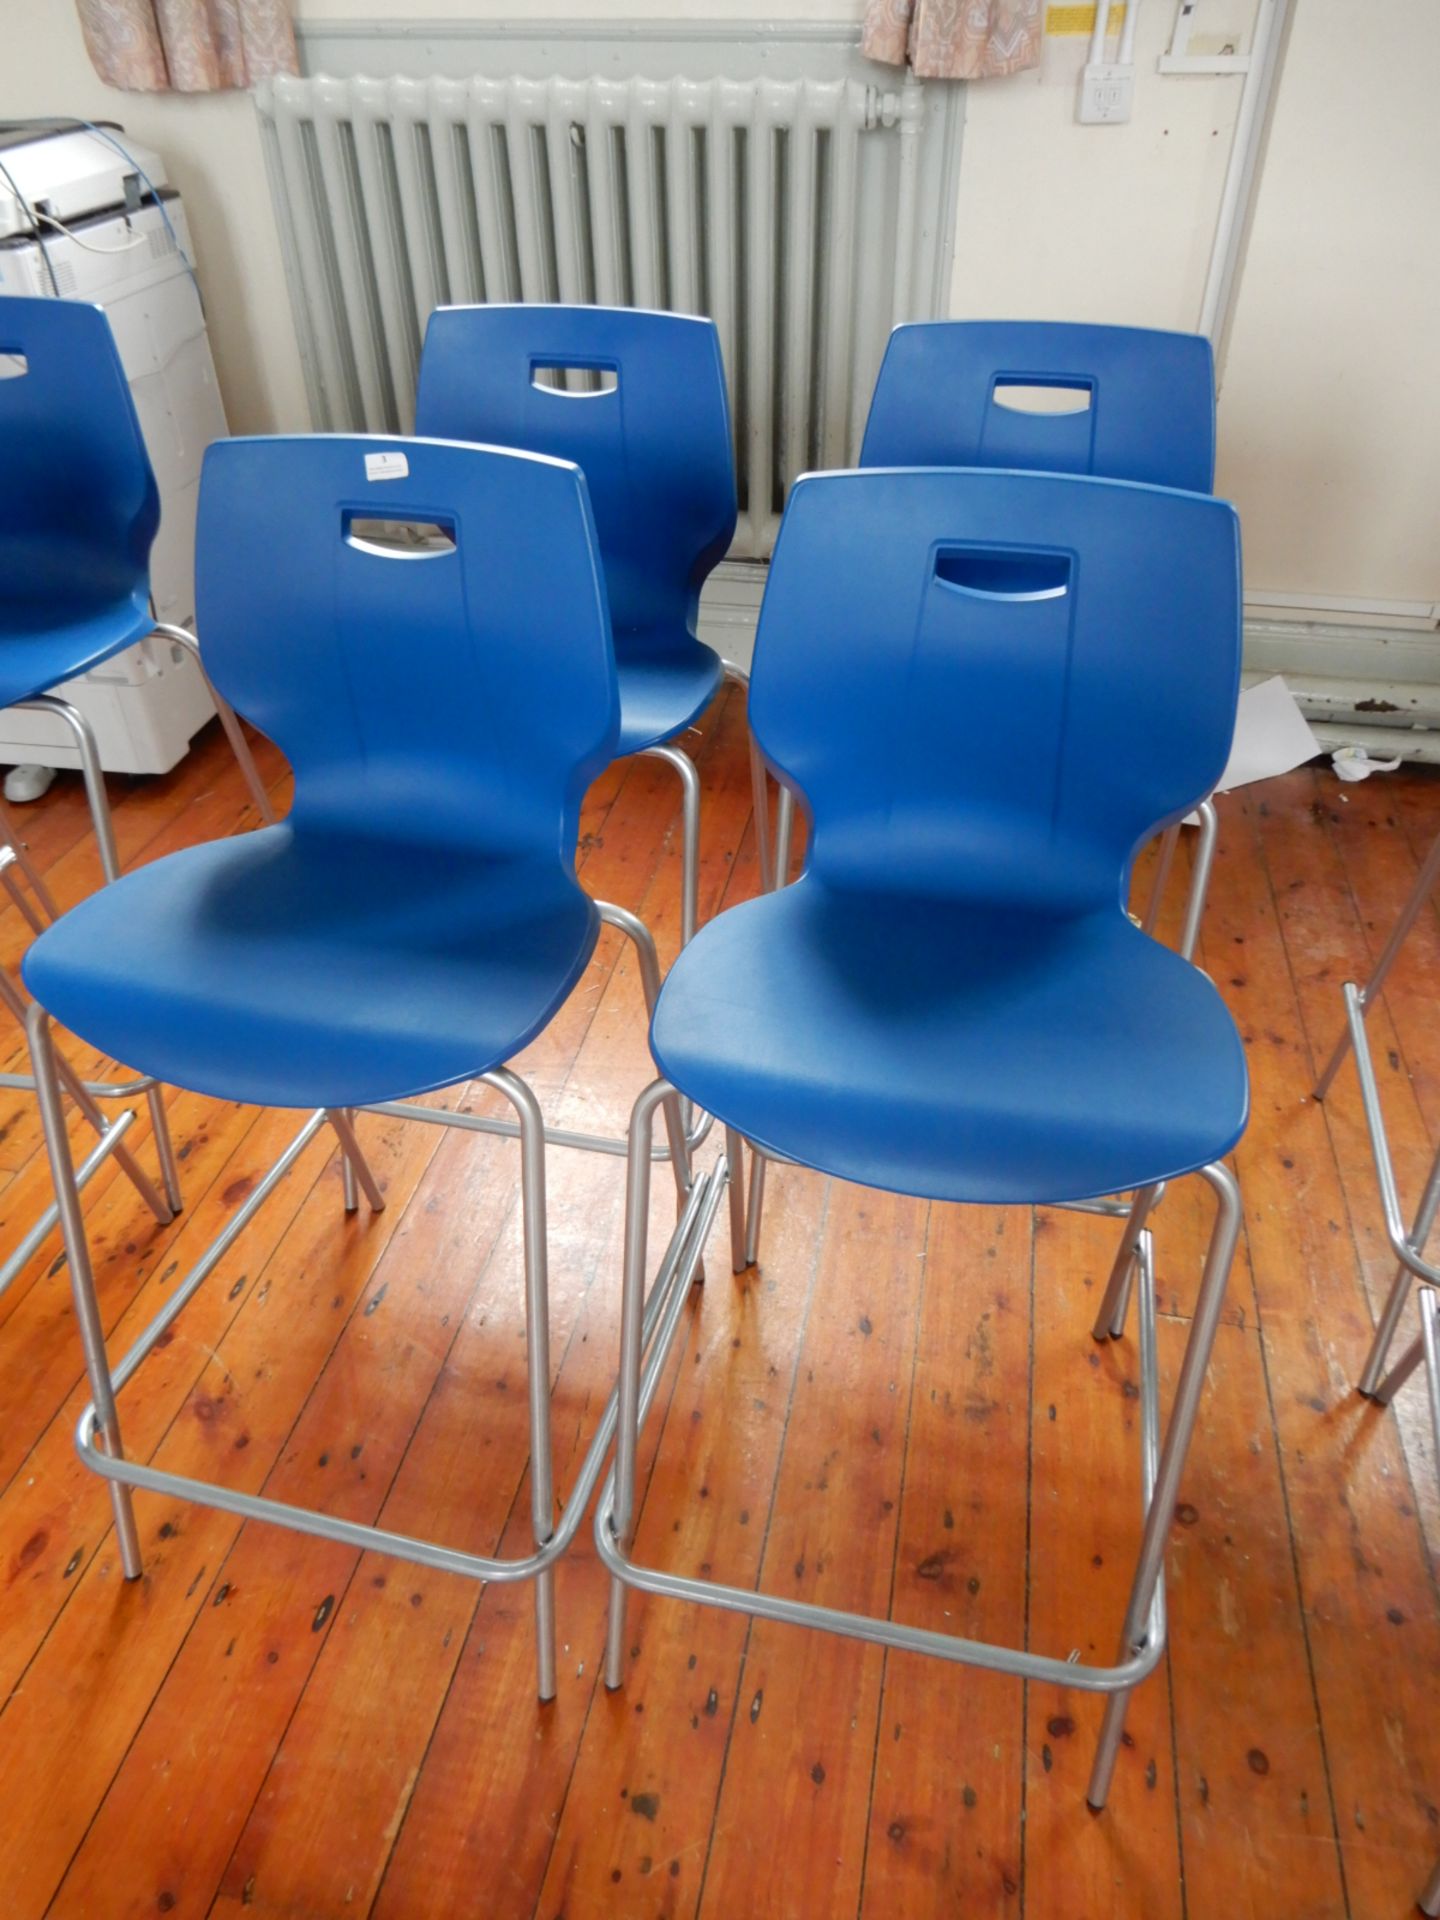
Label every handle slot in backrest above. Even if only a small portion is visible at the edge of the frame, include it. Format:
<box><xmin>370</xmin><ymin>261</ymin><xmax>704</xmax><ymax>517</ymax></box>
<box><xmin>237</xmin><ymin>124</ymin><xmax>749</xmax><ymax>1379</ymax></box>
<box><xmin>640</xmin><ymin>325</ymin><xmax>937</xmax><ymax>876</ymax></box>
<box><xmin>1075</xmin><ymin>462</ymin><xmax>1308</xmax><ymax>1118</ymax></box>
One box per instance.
<box><xmin>0</xmin><ymin>352</ymin><xmax>29</xmax><ymax>381</ymax></box>
<box><xmin>934</xmin><ymin>545</ymin><xmax>1072</xmax><ymax>601</ymax></box>
<box><xmin>991</xmin><ymin>377</ymin><xmax>1093</xmax><ymax>416</ymax></box>
<box><xmin>530</xmin><ymin>360</ymin><xmax>619</xmax><ymax>396</ymax></box>
<box><xmin>344</xmin><ymin>512</ymin><xmax>457</xmax><ymax>558</ymax></box>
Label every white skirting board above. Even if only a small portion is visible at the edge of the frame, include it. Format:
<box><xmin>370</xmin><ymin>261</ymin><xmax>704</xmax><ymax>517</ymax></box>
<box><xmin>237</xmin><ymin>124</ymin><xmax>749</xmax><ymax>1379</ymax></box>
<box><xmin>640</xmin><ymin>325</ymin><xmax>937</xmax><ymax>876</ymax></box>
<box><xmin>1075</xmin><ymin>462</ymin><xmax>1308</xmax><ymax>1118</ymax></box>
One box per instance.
<box><xmin>702</xmin><ymin>568</ymin><xmax>1440</xmax><ymax>764</ymax></box>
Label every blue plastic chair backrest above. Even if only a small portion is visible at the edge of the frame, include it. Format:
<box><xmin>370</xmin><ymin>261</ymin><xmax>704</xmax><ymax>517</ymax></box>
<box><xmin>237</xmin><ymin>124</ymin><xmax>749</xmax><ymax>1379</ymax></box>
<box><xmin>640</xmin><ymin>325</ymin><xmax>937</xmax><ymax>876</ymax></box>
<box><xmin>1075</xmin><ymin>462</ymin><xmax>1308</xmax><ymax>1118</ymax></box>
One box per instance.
<box><xmin>750</xmin><ymin>468</ymin><xmax>1241</xmax><ymax>913</ymax></box>
<box><xmin>415</xmin><ymin>305</ymin><xmax>736</xmax><ymax>641</ymax></box>
<box><xmin>0</xmin><ymin>297</ymin><xmax>158</xmax><ymax>606</ymax></box>
<box><xmin>195</xmin><ymin>435</ymin><xmax>619</xmax><ymax>860</ymax></box>
<box><xmin>861</xmin><ymin>321</ymin><xmax>1215</xmax><ymax>493</ymax></box>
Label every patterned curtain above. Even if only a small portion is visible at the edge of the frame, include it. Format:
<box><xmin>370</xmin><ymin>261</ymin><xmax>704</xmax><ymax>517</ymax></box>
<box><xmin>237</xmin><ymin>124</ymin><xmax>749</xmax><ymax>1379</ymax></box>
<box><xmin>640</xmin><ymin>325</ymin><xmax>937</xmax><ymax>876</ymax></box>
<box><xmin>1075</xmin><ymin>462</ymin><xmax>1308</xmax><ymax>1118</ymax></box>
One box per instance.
<box><xmin>75</xmin><ymin>0</ymin><xmax>298</xmax><ymax>92</ymax></box>
<box><xmin>863</xmin><ymin>0</ymin><xmax>1043</xmax><ymax>80</ymax></box>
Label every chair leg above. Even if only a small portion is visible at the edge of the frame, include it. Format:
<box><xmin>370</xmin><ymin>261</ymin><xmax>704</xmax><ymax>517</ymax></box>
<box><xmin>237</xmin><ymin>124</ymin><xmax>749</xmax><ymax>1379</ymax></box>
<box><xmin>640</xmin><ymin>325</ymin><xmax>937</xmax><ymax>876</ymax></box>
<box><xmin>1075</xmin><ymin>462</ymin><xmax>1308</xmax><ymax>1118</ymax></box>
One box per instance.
<box><xmin>325</xmin><ymin>1108</ymin><xmax>385</xmax><ymax>1214</ymax></box>
<box><xmin>143</xmin><ymin>1081</ymin><xmax>185</xmax><ymax>1217</ymax></box>
<box><xmin>745</xmin><ymin>1150</ymin><xmax>768</xmax><ymax>1268</ymax></box>
<box><xmin>26</xmin><ymin>1001</ymin><xmax>144</xmax><ymax>1578</ymax></box>
<box><xmin>0</xmin><ymin>798</ymin><xmax>59</xmax><ymax>922</ymax></box>
<box><xmin>641</xmin><ymin>743</ymin><xmax>701</xmax><ymax>947</ymax></box>
<box><xmin>725</xmin><ymin>1127</ymin><xmax>749</xmax><ymax>1273</ymax></box>
<box><xmin>596</xmin><ymin>900</ymin><xmax>694</xmax><ymax>1217</ymax></box>
<box><xmin>21</xmin><ymin>694</ymin><xmax>122</xmax><ymax>885</ymax></box>
<box><xmin>1087</xmin><ymin>1158</ymin><xmax>1241</xmax><ymax>1809</ymax></box>
<box><xmin>721</xmin><ymin>660</ymin><xmax>774</xmax><ymax>897</ymax></box>
<box><xmin>1358</xmin><ymin>1138</ymin><xmax>1440</xmax><ymax>1396</ymax></box>
<box><xmin>486</xmin><ymin>1065</ymin><xmax>557</xmax><ymax>1701</ymax></box>
<box><xmin>0</xmin><ymin>962</ymin><xmax>173</xmax><ymax>1225</ymax></box>
<box><xmin>775</xmin><ymin>786</ymin><xmax>797</xmax><ymax>888</ymax></box>
<box><xmin>1140</xmin><ymin>824</ymin><xmax>1180</xmax><ymax>938</ymax></box>
<box><xmin>1092</xmin><ymin>1182</ymin><xmax>1163</xmax><ymax>1342</ymax></box>
<box><xmin>1315</xmin><ymin>823</ymin><xmax>1440</xmax><ymax>1100</ymax></box>
<box><xmin>1178</xmin><ymin>798</ymin><xmax>1218</xmax><ymax>963</ymax></box>
<box><xmin>604</xmin><ymin>1078</ymin><xmax>673</xmax><ymax>1690</ymax></box>
<box><xmin>152</xmin><ymin>623</ymin><xmax>277</xmax><ymax>827</ymax></box>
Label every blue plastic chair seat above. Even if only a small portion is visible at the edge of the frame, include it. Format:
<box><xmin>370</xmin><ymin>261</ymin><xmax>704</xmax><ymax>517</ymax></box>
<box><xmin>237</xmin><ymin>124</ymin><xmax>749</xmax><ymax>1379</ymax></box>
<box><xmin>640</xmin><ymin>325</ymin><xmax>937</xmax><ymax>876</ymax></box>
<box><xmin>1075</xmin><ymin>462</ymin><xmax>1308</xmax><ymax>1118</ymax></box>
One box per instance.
<box><xmin>23</xmin><ymin>826</ymin><xmax>601</xmax><ymax>1111</ymax></box>
<box><xmin>0</xmin><ymin>298</ymin><xmax>162</xmax><ymax>712</ymax></box>
<box><xmin>651</xmin><ymin>881</ymin><xmax>1247</xmax><ymax>1205</ymax></box>
<box><xmin>614</xmin><ymin>629</ymin><xmax>723</xmax><ymax>755</ymax></box>
<box><xmin>0</xmin><ymin>586</ymin><xmax>153</xmax><ymax>712</ymax></box>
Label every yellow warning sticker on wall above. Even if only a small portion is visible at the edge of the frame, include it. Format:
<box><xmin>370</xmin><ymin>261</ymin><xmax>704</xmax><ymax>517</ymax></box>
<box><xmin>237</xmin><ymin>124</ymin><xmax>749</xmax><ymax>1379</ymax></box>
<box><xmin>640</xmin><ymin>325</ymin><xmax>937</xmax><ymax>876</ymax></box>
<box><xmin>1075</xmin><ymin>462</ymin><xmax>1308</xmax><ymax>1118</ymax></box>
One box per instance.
<box><xmin>1046</xmin><ymin>3</ymin><xmax>1127</xmax><ymax>32</ymax></box>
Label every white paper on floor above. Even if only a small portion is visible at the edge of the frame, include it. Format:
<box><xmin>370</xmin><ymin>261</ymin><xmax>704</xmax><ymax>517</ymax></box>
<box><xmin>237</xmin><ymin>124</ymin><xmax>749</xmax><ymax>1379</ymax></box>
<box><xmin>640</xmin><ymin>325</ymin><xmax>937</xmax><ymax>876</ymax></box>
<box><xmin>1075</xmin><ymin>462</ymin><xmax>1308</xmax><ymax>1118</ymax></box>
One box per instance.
<box><xmin>1181</xmin><ymin>675</ymin><xmax>1322</xmax><ymax>826</ymax></box>
<box><xmin>1214</xmin><ymin>674</ymin><xmax>1322</xmax><ymax>793</ymax></box>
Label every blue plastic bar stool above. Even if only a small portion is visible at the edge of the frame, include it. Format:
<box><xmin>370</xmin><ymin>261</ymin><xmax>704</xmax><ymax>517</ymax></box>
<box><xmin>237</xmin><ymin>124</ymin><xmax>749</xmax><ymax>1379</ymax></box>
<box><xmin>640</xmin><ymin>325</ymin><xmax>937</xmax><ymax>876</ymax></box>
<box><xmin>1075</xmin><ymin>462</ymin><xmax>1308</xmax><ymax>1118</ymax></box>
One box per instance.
<box><xmin>859</xmin><ymin>318</ymin><xmax>1218</xmax><ymax>960</ymax></box>
<box><xmin>417</xmin><ymin>304</ymin><xmax>775</xmax><ymax>931</ymax></box>
<box><xmin>21</xmin><ymin>433</ymin><xmax>693</xmax><ymax>1698</ymax></box>
<box><xmin>0</xmin><ymin>297</ymin><xmax>277</xmax><ymax>1242</ymax></box>
<box><xmin>596</xmin><ymin>467</ymin><xmax>1248</xmax><ymax>1811</ymax></box>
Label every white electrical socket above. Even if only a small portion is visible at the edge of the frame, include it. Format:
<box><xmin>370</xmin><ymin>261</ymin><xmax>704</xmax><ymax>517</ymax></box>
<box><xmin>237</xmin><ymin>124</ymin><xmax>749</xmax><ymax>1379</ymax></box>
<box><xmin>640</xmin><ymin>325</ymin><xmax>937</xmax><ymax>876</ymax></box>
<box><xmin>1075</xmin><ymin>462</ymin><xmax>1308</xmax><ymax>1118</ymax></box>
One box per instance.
<box><xmin>1078</xmin><ymin>61</ymin><xmax>1135</xmax><ymax>123</ymax></box>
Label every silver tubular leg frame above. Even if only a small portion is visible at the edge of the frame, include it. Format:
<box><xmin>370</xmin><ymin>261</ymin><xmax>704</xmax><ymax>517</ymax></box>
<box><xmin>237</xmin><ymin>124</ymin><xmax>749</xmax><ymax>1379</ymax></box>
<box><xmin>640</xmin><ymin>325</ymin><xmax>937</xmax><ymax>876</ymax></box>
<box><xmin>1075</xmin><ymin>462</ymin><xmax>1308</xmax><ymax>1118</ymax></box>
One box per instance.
<box><xmin>1141</xmin><ymin>823</ymin><xmax>1181</xmax><ymax>938</ymax></box>
<box><xmin>326</xmin><ymin>1108</ymin><xmax>385</xmax><ymax>1214</ymax></box>
<box><xmin>1417</xmin><ymin>1289</ymin><xmax>1440</xmax><ymax>1918</ymax></box>
<box><xmin>774</xmin><ymin>786</ymin><xmax>797</xmax><ymax>887</ymax></box>
<box><xmin>358</xmin><ymin>901</ymin><xmax>711</xmax><ymax>1168</ymax></box>
<box><xmin>1364</xmin><ymin>1136</ymin><xmax>1440</xmax><ymax>1399</ymax></box>
<box><xmin>27</xmin><ymin>1003</ymin><xmax>144</xmax><ymax>1576</ymax></box>
<box><xmin>11</xmin><ymin>696</ymin><xmax>185</xmax><ymax>1215</ymax></box>
<box><xmin>725</xmin><ymin>1126</ymin><xmax>749</xmax><ymax>1274</ymax></box>
<box><xmin>1315</xmin><ymin>823</ymin><xmax>1440</xmax><ymax>1101</ymax></box>
<box><xmin>1335</xmin><ymin>983</ymin><xmax>1440</xmax><ymax>1397</ymax></box>
<box><xmin>153</xmin><ymin>624</ymin><xmax>277</xmax><ymax>828</ymax></box>
<box><xmin>0</xmin><ymin>801</ymin><xmax>59</xmax><ymax>922</ymax></box>
<box><xmin>1179</xmin><ymin>798</ymin><xmax>1219</xmax><ymax>964</ymax></box>
<box><xmin>1092</xmin><ymin>1182</ymin><xmax>1162</xmax><ymax>1342</ymax></box>
<box><xmin>599</xmin><ymin>1085</ymin><xmax>1227</xmax><ymax>1808</ymax></box>
<box><xmin>49</xmin><ymin>1066</ymin><xmax>725</xmax><ymax>1693</ymax></box>
<box><xmin>722</xmin><ymin>660</ymin><xmax>774</xmax><ymax>897</ymax></box>
<box><xmin>1087</xmin><ymin>1159</ymin><xmax>1241</xmax><ymax>1806</ymax></box>
<box><xmin>641</xmin><ymin>743</ymin><xmax>701</xmax><ymax>950</ymax></box>
<box><xmin>0</xmin><ymin>961</ymin><xmax>172</xmax><ymax>1236</ymax></box>
<box><xmin>19</xmin><ymin>694</ymin><xmax>121</xmax><ymax>884</ymax></box>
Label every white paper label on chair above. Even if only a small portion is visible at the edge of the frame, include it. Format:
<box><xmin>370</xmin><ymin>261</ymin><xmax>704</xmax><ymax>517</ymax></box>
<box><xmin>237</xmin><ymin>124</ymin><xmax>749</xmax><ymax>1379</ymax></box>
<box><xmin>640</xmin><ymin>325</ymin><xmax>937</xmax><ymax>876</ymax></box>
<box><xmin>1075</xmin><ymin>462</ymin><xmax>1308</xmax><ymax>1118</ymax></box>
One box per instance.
<box><xmin>364</xmin><ymin>451</ymin><xmax>410</xmax><ymax>482</ymax></box>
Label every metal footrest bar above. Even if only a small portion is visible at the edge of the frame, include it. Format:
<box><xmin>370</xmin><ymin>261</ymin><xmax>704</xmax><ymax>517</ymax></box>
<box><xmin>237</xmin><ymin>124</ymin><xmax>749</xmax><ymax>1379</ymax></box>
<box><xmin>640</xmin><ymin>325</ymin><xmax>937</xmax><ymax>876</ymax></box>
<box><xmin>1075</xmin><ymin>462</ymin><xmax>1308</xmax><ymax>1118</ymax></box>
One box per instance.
<box><xmin>0</xmin><ymin>1107</ymin><xmax>141</xmax><ymax>1298</ymax></box>
<box><xmin>72</xmin><ymin>1087</ymin><xmax>727</xmax><ymax>1588</ymax></box>
<box><xmin>596</xmin><ymin>1215</ymin><xmax>1168</xmax><ymax>1697</ymax></box>
<box><xmin>0</xmin><ymin>1069</ymin><xmax>159</xmax><ymax>1101</ymax></box>
<box><xmin>363</xmin><ymin>1096</ymin><xmax>714</xmax><ymax>1162</ymax></box>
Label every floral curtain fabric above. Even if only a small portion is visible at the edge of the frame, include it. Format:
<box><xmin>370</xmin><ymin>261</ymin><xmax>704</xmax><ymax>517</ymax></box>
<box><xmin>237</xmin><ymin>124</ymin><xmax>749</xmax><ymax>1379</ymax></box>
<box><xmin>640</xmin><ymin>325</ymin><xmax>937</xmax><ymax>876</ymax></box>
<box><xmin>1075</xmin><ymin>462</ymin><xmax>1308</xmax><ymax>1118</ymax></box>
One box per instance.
<box><xmin>862</xmin><ymin>0</ymin><xmax>1043</xmax><ymax>81</ymax></box>
<box><xmin>75</xmin><ymin>0</ymin><xmax>298</xmax><ymax>93</ymax></box>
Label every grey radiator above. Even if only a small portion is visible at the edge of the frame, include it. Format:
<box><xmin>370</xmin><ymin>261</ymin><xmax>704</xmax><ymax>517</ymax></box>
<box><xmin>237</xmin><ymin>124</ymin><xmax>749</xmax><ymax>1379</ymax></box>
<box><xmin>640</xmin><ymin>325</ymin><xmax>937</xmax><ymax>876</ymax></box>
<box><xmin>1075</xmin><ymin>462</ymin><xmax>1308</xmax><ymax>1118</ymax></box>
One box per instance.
<box><xmin>256</xmin><ymin>67</ymin><xmax>933</xmax><ymax>559</ymax></box>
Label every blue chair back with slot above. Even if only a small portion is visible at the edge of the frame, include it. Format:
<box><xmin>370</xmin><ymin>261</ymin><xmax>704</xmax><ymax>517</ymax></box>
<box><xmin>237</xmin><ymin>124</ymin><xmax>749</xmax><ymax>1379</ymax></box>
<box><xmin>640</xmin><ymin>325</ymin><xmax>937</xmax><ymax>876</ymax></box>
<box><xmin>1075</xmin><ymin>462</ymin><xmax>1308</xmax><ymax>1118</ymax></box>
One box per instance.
<box><xmin>195</xmin><ymin>434</ymin><xmax>619</xmax><ymax>860</ymax></box>
<box><xmin>0</xmin><ymin>296</ymin><xmax>157</xmax><ymax>620</ymax></box>
<box><xmin>416</xmin><ymin>306</ymin><xmax>736</xmax><ymax>646</ymax></box>
<box><xmin>861</xmin><ymin>320</ymin><xmax>1215</xmax><ymax>493</ymax></box>
<box><xmin>749</xmin><ymin>468</ymin><xmax>1241</xmax><ymax>913</ymax></box>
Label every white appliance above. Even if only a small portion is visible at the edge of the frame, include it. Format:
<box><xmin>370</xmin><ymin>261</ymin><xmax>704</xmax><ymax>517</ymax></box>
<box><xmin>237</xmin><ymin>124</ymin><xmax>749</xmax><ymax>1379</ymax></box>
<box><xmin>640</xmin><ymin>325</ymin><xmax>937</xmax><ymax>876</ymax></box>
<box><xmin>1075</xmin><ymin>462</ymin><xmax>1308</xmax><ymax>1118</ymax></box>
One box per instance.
<box><xmin>0</xmin><ymin>123</ymin><xmax>223</xmax><ymax>775</ymax></box>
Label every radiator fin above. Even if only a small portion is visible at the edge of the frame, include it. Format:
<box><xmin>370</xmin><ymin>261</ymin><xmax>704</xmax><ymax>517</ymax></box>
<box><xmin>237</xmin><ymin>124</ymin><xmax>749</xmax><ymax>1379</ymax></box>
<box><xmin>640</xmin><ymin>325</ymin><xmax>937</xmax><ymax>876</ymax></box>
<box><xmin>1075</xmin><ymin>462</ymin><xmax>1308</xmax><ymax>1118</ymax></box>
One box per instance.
<box><xmin>258</xmin><ymin>71</ymin><xmax>923</xmax><ymax>558</ymax></box>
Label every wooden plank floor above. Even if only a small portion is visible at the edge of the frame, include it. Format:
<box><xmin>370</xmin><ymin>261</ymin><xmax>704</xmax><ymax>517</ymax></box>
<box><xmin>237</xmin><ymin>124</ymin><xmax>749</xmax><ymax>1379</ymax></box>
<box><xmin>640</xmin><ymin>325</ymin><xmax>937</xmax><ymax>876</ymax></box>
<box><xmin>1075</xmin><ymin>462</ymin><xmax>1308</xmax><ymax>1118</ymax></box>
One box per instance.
<box><xmin>1</xmin><ymin>698</ymin><xmax>1438</xmax><ymax>1919</ymax></box>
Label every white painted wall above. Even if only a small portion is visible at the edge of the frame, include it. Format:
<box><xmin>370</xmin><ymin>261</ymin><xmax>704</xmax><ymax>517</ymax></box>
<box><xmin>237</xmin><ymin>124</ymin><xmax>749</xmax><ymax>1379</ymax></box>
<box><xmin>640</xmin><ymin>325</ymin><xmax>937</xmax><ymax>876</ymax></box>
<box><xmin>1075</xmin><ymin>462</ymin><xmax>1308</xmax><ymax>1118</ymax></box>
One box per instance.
<box><xmin>0</xmin><ymin>1</ymin><xmax>1435</xmax><ymax>610</ymax></box>
<box><xmin>1216</xmin><ymin>0</ymin><xmax>1440</xmax><ymax>608</ymax></box>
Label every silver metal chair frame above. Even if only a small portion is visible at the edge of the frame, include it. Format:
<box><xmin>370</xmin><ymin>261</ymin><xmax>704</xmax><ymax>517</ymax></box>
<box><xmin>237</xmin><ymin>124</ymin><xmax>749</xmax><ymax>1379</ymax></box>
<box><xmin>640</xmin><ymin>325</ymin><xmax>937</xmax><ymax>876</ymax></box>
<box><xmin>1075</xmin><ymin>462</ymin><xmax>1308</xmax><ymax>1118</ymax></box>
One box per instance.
<box><xmin>598</xmin><ymin>1077</ymin><xmax>1242</xmax><ymax>1810</ymax></box>
<box><xmin>1313</xmin><ymin>829</ymin><xmax>1440</xmax><ymax>1914</ymax></box>
<box><xmin>27</xmin><ymin>900</ymin><xmax>707</xmax><ymax>1700</ymax></box>
<box><xmin>0</xmin><ymin>626</ymin><xmax>276</xmax><ymax>1289</ymax></box>
<box><xmin>638</xmin><ymin>661</ymin><xmax>774</xmax><ymax>954</ymax></box>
